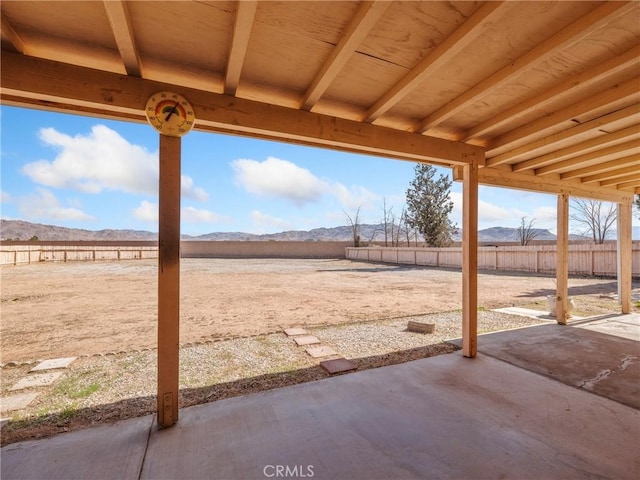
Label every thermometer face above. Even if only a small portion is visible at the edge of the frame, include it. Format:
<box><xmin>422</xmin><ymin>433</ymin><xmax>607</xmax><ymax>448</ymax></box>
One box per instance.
<box><xmin>145</xmin><ymin>91</ymin><xmax>195</xmax><ymax>137</ymax></box>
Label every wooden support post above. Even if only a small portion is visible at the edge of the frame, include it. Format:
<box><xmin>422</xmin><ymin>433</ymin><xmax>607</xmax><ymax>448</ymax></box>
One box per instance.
<box><xmin>157</xmin><ymin>135</ymin><xmax>181</xmax><ymax>428</ymax></box>
<box><xmin>556</xmin><ymin>193</ymin><xmax>569</xmax><ymax>324</ymax></box>
<box><xmin>462</xmin><ymin>161</ymin><xmax>479</xmax><ymax>358</ymax></box>
<box><xmin>617</xmin><ymin>199</ymin><xmax>632</xmax><ymax>314</ymax></box>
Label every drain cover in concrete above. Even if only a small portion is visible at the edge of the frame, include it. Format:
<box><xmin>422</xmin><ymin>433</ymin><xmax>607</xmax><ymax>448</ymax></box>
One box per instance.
<box><xmin>294</xmin><ymin>335</ymin><xmax>321</xmax><ymax>346</ymax></box>
<box><xmin>30</xmin><ymin>357</ymin><xmax>77</xmax><ymax>372</ymax></box>
<box><xmin>284</xmin><ymin>328</ymin><xmax>309</xmax><ymax>336</ymax></box>
<box><xmin>320</xmin><ymin>358</ymin><xmax>357</xmax><ymax>374</ymax></box>
<box><xmin>0</xmin><ymin>393</ymin><xmax>39</xmax><ymax>413</ymax></box>
<box><xmin>305</xmin><ymin>346</ymin><xmax>337</xmax><ymax>358</ymax></box>
<box><xmin>10</xmin><ymin>372</ymin><xmax>64</xmax><ymax>391</ymax></box>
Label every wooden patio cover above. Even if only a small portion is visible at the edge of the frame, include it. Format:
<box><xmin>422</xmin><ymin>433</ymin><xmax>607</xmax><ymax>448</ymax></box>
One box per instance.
<box><xmin>1</xmin><ymin>1</ymin><xmax>638</xmax><ymax>427</ymax></box>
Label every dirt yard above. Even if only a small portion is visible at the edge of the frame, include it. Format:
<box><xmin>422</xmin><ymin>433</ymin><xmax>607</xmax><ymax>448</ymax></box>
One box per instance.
<box><xmin>1</xmin><ymin>258</ymin><xmax>635</xmax><ymax>363</ymax></box>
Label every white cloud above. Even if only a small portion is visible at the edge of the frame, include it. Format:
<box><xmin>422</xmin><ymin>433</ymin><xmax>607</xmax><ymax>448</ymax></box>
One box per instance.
<box><xmin>133</xmin><ymin>201</ymin><xmax>225</xmax><ymax>224</ymax></box>
<box><xmin>232</xmin><ymin>157</ymin><xmax>328</xmax><ymax>205</ymax></box>
<box><xmin>531</xmin><ymin>206</ymin><xmax>557</xmax><ymax>230</ymax></box>
<box><xmin>182</xmin><ymin>206</ymin><xmax>225</xmax><ymax>223</ymax></box>
<box><xmin>251</xmin><ymin>210</ymin><xmax>291</xmax><ymax>232</ymax></box>
<box><xmin>23</xmin><ymin>125</ymin><xmax>208</xmax><ymax>201</ymax></box>
<box><xmin>18</xmin><ymin>188</ymin><xmax>94</xmax><ymax>221</ymax></box>
<box><xmin>0</xmin><ymin>191</ymin><xmax>10</xmax><ymax>203</ymax></box>
<box><xmin>231</xmin><ymin>156</ymin><xmax>378</xmax><ymax>212</ymax></box>
<box><xmin>181</xmin><ymin>177</ymin><xmax>209</xmax><ymax>202</ymax></box>
<box><xmin>332</xmin><ymin>183</ymin><xmax>378</xmax><ymax>211</ymax></box>
<box><xmin>133</xmin><ymin>200</ymin><xmax>158</xmax><ymax>222</ymax></box>
<box><xmin>451</xmin><ymin>191</ymin><xmax>529</xmax><ymax>228</ymax></box>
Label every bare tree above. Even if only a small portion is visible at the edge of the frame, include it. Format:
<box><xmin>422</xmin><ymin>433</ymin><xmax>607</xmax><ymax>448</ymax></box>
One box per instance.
<box><xmin>570</xmin><ymin>199</ymin><xmax>616</xmax><ymax>244</ymax></box>
<box><xmin>380</xmin><ymin>198</ymin><xmax>392</xmax><ymax>246</ymax></box>
<box><xmin>635</xmin><ymin>195</ymin><xmax>640</xmax><ymax>220</ymax></box>
<box><xmin>344</xmin><ymin>206</ymin><xmax>362</xmax><ymax>247</ymax></box>
<box><xmin>517</xmin><ymin>216</ymin><xmax>539</xmax><ymax>246</ymax></box>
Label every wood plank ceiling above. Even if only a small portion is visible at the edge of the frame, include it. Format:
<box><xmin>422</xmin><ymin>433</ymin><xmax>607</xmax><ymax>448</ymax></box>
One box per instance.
<box><xmin>1</xmin><ymin>1</ymin><xmax>638</xmax><ymax>201</ymax></box>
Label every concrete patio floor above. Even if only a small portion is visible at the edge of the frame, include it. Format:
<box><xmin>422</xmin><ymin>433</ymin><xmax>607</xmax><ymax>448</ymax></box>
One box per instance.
<box><xmin>2</xmin><ymin>317</ymin><xmax>639</xmax><ymax>480</ymax></box>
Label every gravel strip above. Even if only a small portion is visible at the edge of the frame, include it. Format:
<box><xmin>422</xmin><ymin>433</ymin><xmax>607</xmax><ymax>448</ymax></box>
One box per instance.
<box><xmin>1</xmin><ymin>311</ymin><xmax>545</xmax><ymax>445</ymax></box>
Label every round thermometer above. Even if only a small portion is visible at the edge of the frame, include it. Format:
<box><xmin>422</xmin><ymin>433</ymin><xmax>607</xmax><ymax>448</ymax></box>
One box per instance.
<box><xmin>145</xmin><ymin>91</ymin><xmax>195</xmax><ymax>137</ymax></box>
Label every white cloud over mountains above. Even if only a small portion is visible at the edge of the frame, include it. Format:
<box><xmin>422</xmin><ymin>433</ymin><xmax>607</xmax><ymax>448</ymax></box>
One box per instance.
<box><xmin>231</xmin><ymin>156</ymin><xmax>377</xmax><ymax>210</ymax></box>
<box><xmin>251</xmin><ymin>210</ymin><xmax>291</xmax><ymax>232</ymax></box>
<box><xmin>23</xmin><ymin>125</ymin><xmax>208</xmax><ymax>201</ymax></box>
<box><xmin>133</xmin><ymin>201</ymin><xmax>225</xmax><ymax>225</ymax></box>
<box><xmin>450</xmin><ymin>190</ymin><xmax>558</xmax><ymax>231</ymax></box>
<box><xmin>231</xmin><ymin>157</ymin><xmax>326</xmax><ymax>205</ymax></box>
<box><xmin>18</xmin><ymin>188</ymin><xmax>95</xmax><ymax>221</ymax></box>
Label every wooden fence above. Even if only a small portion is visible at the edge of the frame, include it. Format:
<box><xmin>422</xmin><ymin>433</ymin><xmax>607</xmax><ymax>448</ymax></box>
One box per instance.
<box><xmin>0</xmin><ymin>242</ymin><xmax>159</xmax><ymax>265</ymax></box>
<box><xmin>0</xmin><ymin>241</ymin><xmax>350</xmax><ymax>265</ymax></box>
<box><xmin>3</xmin><ymin>241</ymin><xmax>639</xmax><ymax>277</ymax></box>
<box><xmin>346</xmin><ymin>243</ymin><xmax>640</xmax><ymax>277</ymax></box>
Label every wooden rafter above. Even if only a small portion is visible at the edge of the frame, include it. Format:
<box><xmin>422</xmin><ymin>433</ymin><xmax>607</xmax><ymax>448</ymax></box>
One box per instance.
<box><xmin>103</xmin><ymin>0</ymin><xmax>141</xmax><ymax>77</ymax></box>
<box><xmin>489</xmin><ymin>103</ymin><xmax>640</xmax><ymax>168</ymax></box>
<box><xmin>487</xmin><ymin>77</ymin><xmax>640</xmax><ymax>156</ymax></box>
<box><xmin>301</xmin><ymin>1</ymin><xmax>389</xmax><ymax>111</ymax></box>
<box><xmin>462</xmin><ymin>45</ymin><xmax>640</xmax><ymax>142</ymax></box>
<box><xmin>363</xmin><ymin>1</ymin><xmax>504</xmax><ymax>123</ymax></box>
<box><xmin>534</xmin><ymin>139</ymin><xmax>639</xmax><ymax>176</ymax></box>
<box><xmin>460</xmin><ymin>166</ymin><xmax>634</xmax><ymax>203</ymax></box>
<box><xmin>511</xmin><ymin>124</ymin><xmax>640</xmax><ymax>172</ymax></box>
<box><xmin>412</xmin><ymin>1</ymin><xmax>633</xmax><ymax>134</ymax></box>
<box><xmin>224</xmin><ymin>0</ymin><xmax>257</xmax><ymax>96</ymax></box>
<box><xmin>599</xmin><ymin>172</ymin><xmax>640</xmax><ymax>187</ymax></box>
<box><xmin>0</xmin><ymin>51</ymin><xmax>483</xmax><ymax>166</ymax></box>
<box><xmin>581</xmin><ymin>163</ymin><xmax>640</xmax><ymax>184</ymax></box>
<box><xmin>0</xmin><ymin>13</ymin><xmax>26</xmax><ymax>54</ymax></box>
<box><xmin>617</xmin><ymin>181</ymin><xmax>640</xmax><ymax>191</ymax></box>
<box><xmin>561</xmin><ymin>155</ymin><xmax>640</xmax><ymax>180</ymax></box>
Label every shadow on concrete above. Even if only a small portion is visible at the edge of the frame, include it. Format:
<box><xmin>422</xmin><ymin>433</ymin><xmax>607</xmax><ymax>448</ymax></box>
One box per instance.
<box><xmin>1</xmin><ymin>343</ymin><xmax>457</xmax><ymax>446</ymax></box>
<box><xmin>515</xmin><ymin>281</ymin><xmax>625</xmax><ymax>298</ymax></box>
<box><xmin>450</xmin><ymin>319</ymin><xmax>640</xmax><ymax>409</ymax></box>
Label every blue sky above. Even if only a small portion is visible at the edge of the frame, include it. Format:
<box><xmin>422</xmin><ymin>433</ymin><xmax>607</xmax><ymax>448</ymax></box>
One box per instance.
<box><xmin>1</xmin><ymin>105</ymin><xmax>636</xmax><ymax>237</ymax></box>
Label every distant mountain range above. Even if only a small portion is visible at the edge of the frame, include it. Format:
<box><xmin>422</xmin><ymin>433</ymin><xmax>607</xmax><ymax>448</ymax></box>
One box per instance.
<box><xmin>0</xmin><ymin>219</ymin><xmax>611</xmax><ymax>243</ymax></box>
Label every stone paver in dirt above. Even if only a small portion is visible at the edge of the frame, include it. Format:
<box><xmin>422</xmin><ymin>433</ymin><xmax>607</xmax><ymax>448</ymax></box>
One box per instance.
<box><xmin>284</xmin><ymin>328</ymin><xmax>309</xmax><ymax>336</ymax></box>
<box><xmin>30</xmin><ymin>357</ymin><xmax>77</xmax><ymax>372</ymax></box>
<box><xmin>293</xmin><ymin>335</ymin><xmax>321</xmax><ymax>346</ymax></box>
<box><xmin>320</xmin><ymin>358</ymin><xmax>357</xmax><ymax>374</ymax></box>
<box><xmin>9</xmin><ymin>372</ymin><xmax>64</xmax><ymax>391</ymax></box>
<box><xmin>0</xmin><ymin>393</ymin><xmax>40</xmax><ymax>413</ymax></box>
<box><xmin>305</xmin><ymin>346</ymin><xmax>338</xmax><ymax>358</ymax></box>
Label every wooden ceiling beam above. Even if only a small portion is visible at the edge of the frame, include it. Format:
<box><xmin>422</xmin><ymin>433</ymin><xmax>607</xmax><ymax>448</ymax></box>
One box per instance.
<box><xmin>224</xmin><ymin>1</ymin><xmax>257</xmax><ymax>96</ymax></box>
<box><xmin>511</xmin><ymin>124</ymin><xmax>640</xmax><ymax>172</ymax></box>
<box><xmin>581</xmin><ymin>163</ymin><xmax>640</xmax><ymax>184</ymax></box>
<box><xmin>301</xmin><ymin>1</ymin><xmax>389</xmax><ymax>111</ymax></box>
<box><xmin>0</xmin><ymin>51</ymin><xmax>483</xmax><ymax>166</ymax></box>
<box><xmin>103</xmin><ymin>0</ymin><xmax>141</xmax><ymax>77</ymax></box>
<box><xmin>487</xmin><ymin>77</ymin><xmax>640</xmax><ymax>156</ymax></box>
<box><xmin>0</xmin><ymin>13</ymin><xmax>26</xmax><ymax>54</ymax></box>
<box><xmin>363</xmin><ymin>1</ymin><xmax>504</xmax><ymax>123</ymax></box>
<box><xmin>454</xmin><ymin>165</ymin><xmax>633</xmax><ymax>203</ymax></box>
<box><xmin>487</xmin><ymin>103</ymin><xmax>640</xmax><ymax>167</ymax></box>
<box><xmin>462</xmin><ymin>44</ymin><xmax>640</xmax><ymax>142</ymax></box>
<box><xmin>534</xmin><ymin>139</ymin><xmax>639</xmax><ymax>176</ymax></box>
<box><xmin>413</xmin><ymin>1</ymin><xmax>633</xmax><ymax>134</ymax></box>
<box><xmin>616</xmin><ymin>181</ymin><xmax>640</xmax><ymax>191</ymax></box>
<box><xmin>561</xmin><ymin>155</ymin><xmax>640</xmax><ymax>180</ymax></box>
<box><xmin>599</xmin><ymin>173</ymin><xmax>640</xmax><ymax>187</ymax></box>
